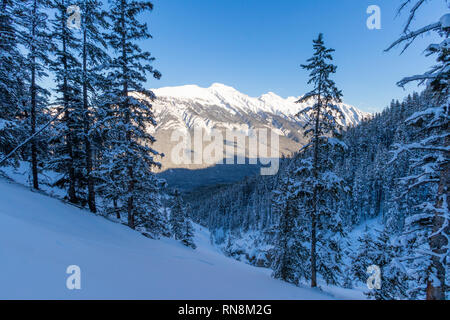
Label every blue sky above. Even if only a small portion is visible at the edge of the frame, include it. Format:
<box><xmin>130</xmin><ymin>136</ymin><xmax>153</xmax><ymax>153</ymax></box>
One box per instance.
<box><xmin>143</xmin><ymin>0</ymin><xmax>446</xmax><ymax>112</ymax></box>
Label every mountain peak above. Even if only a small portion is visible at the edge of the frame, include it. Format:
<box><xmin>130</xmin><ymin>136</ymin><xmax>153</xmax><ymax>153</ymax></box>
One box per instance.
<box><xmin>152</xmin><ymin>83</ymin><xmax>370</xmax><ymax>121</ymax></box>
<box><xmin>209</xmin><ymin>83</ymin><xmax>235</xmax><ymax>90</ymax></box>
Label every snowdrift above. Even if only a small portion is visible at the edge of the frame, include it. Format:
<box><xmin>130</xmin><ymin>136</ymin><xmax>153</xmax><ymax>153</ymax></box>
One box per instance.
<box><xmin>0</xmin><ymin>178</ymin><xmax>341</xmax><ymax>299</ymax></box>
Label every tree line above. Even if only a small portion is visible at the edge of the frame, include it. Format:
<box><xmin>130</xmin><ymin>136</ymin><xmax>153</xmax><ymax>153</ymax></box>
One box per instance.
<box><xmin>0</xmin><ymin>0</ymin><xmax>196</xmax><ymax>247</ymax></box>
<box><xmin>188</xmin><ymin>1</ymin><xmax>448</xmax><ymax>300</ymax></box>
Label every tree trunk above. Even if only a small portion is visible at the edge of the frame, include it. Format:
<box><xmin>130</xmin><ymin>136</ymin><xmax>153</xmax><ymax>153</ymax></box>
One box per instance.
<box><xmin>310</xmin><ymin>193</ymin><xmax>317</xmax><ymax>287</ymax></box>
<box><xmin>30</xmin><ymin>0</ymin><xmax>38</xmax><ymax>190</ymax></box>
<box><xmin>310</xmin><ymin>95</ymin><xmax>321</xmax><ymax>288</ymax></box>
<box><xmin>426</xmin><ymin>136</ymin><xmax>449</xmax><ymax>300</ymax></box>
<box><xmin>121</xmin><ymin>1</ymin><xmax>134</xmax><ymax>229</ymax></box>
<box><xmin>82</xmin><ymin>24</ymin><xmax>96</xmax><ymax>213</ymax></box>
<box><xmin>114</xmin><ymin>198</ymin><xmax>120</xmax><ymax>219</ymax></box>
<box><xmin>61</xmin><ymin>3</ymin><xmax>76</xmax><ymax>204</ymax></box>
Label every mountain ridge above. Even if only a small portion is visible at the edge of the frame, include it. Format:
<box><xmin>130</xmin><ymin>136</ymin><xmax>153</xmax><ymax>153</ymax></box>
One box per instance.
<box><xmin>141</xmin><ymin>83</ymin><xmax>371</xmax><ymax>176</ymax></box>
<box><xmin>151</xmin><ymin>83</ymin><xmax>370</xmax><ymax>125</ymax></box>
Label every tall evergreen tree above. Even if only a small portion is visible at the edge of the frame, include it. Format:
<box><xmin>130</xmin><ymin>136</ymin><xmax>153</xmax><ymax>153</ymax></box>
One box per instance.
<box><xmin>15</xmin><ymin>0</ymin><xmax>52</xmax><ymax>189</ymax></box>
<box><xmin>181</xmin><ymin>212</ymin><xmax>196</xmax><ymax>249</ymax></box>
<box><xmin>100</xmin><ymin>0</ymin><xmax>162</xmax><ymax>229</ymax></box>
<box><xmin>48</xmin><ymin>0</ymin><xmax>84</xmax><ymax>204</ymax></box>
<box><xmin>366</xmin><ymin>229</ymin><xmax>409</xmax><ymax>300</ymax></box>
<box><xmin>170</xmin><ymin>189</ymin><xmax>184</xmax><ymax>240</ymax></box>
<box><xmin>271</xmin><ymin>173</ymin><xmax>309</xmax><ymax>285</ymax></box>
<box><xmin>77</xmin><ymin>0</ymin><xmax>110</xmax><ymax>212</ymax></box>
<box><xmin>169</xmin><ymin>189</ymin><xmax>196</xmax><ymax>247</ymax></box>
<box><xmin>387</xmin><ymin>0</ymin><xmax>449</xmax><ymax>300</ymax></box>
<box><xmin>0</xmin><ymin>0</ymin><xmax>26</xmax><ymax>164</ymax></box>
<box><xmin>294</xmin><ymin>33</ymin><xmax>348</xmax><ymax>287</ymax></box>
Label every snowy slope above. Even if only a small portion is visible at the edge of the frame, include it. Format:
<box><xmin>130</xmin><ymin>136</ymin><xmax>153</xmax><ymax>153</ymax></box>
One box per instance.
<box><xmin>0</xmin><ymin>178</ymin><xmax>351</xmax><ymax>299</ymax></box>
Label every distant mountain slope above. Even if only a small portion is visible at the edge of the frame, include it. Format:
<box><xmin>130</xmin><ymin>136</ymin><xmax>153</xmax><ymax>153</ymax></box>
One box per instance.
<box><xmin>145</xmin><ymin>83</ymin><xmax>370</xmax><ymax>174</ymax></box>
<box><xmin>0</xmin><ymin>177</ymin><xmax>362</xmax><ymax>299</ymax></box>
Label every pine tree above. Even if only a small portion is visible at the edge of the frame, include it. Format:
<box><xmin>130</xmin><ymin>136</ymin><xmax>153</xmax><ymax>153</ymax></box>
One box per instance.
<box><xmin>293</xmin><ymin>33</ymin><xmax>348</xmax><ymax>287</ymax></box>
<box><xmin>181</xmin><ymin>214</ymin><xmax>196</xmax><ymax>249</ymax></box>
<box><xmin>0</xmin><ymin>0</ymin><xmax>26</xmax><ymax>165</ymax></box>
<box><xmin>99</xmin><ymin>0</ymin><xmax>162</xmax><ymax>229</ymax></box>
<box><xmin>76</xmin><ymin>0</ymin><xmax>110</xmax><ymax>212</ymax></box>
<box><xmin>48</xmin><ymin>0</ymin><xmax>84</xmax><ymax>204</ymax></box>
<box><xmin>14</xmin><ymin>0</ymin><xmax>52</xmax><ymax>190</ymax></box>
<box><xmin>169</xmin><ymin>189</ymin><xmax>196</xmax><ymax>248</ymax></box>
<box><xmin>136</xmin><ymin>174</ymin><xmax>169</xmax><ymax>239</ymax></box>
<box><xmin>386</xmin><ymin>1</ymin><xmax>449</xmax><ymax>300</ymax></box>
<box><xmin>170</xmin><ymin>189</ymin><xmax>185</xmax><ymax>240</ymax></box>
<box><xmin>271</xmin><ymin>173</ymin><xmax>310</xmax><ymax>285</ymax></box>
<box><xmin>365</xmin><ymin>229</ymin><xmax>409</xmax><ymax>300</ymax></box>
<box><xmin>352</xmin><ymin>228</ymin><xmax>377</xmax><ymax>283</ymax></box>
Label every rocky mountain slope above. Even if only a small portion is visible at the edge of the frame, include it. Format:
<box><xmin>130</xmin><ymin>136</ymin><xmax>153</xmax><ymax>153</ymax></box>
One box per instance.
<box><xmin>142</xmin><ymin>83</ymin><xmax>370</xmax><ymax>188</ymax></box>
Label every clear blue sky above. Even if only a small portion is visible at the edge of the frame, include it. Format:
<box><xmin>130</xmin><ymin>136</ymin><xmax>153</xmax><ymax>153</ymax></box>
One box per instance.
<box><xmin>142</xmin><ymin>0</ymin><xmax>446</xmax><ymax>113</ymax></box>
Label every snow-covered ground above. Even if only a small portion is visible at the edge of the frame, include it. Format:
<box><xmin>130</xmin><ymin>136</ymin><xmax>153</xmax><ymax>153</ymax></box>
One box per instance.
<box><xmin>0</xmin><ymin>174</ymin><xmax>364</xmax><ymax>299</ymax></box>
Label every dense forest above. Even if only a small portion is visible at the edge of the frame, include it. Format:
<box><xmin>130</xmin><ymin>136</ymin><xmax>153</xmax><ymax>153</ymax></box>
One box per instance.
<box><xmin>0</xmin><ymin>0</ymin><xmax>194</xmax><ymax>245</ymax></box>
<box><xmin>188</xmin><ymin>89</ymin><xmax>448</xmax><ymax>299</ymax></box>
<box><xmin>187</xmin><ymin>1</ymin><xmax>449</xmax><ymax>299</ymax></box>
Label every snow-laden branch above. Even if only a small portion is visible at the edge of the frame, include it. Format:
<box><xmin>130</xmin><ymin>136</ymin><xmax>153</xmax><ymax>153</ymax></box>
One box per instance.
<box><xmin>403</xmin><ymin>0</ymin><xmax>427</xmax><ymax>33</ymax></box>
<box><xmin>385</xmin><ymin>22</ymin><xmax>441</xmax><ymax>53</ymax></box>
<box><xmin>0</xmin><ymin>106</ymin><xmax>68</xmax><ymax>166</ymax></box>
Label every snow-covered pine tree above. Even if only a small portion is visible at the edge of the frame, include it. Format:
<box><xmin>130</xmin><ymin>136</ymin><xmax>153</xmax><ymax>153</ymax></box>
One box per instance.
<box><xmin>386</xmin><ymin>0</ymin><xmax>449</xmax><ymax>300</ymax></box>
<box><xmin>170</xmin><ymin>189</ymin><xmax>185</xmax><ymax>240</ymax></box>
<box><xmin>76</xmin><ymin>0</ymin><xmax>110</xmax><ymax>212</ymax></box>
<box><xmin>351</xmin><ymin>227</ymin><xmax>409</xmax><ymax>300</ymax></box>
<box><xmin>48</xmin><ymin>0</ymin><xmax>84</xmax><ymax>204</ymax></box>
<box><xmin>98</xmin><ymin>0</ymin><xmax>162</xmax><ymax>230</ymax></box>
<box><xmin>271</xmin><ymin>172</ymin><xmax>310</xmax><ymax>286</ymax></box>
<box><xmin>385</xmin><ymin>1</ymin><xmax>449</xmax><ymax>94</ymax></box>
<box><xmin>181</xmin><ymin>212</ymin><xmax>196</xmax><ymax>249</ymax></box>
<box><xmin>169</xmin><ymin>189</ymin><xmax>196</xmax><ymax>247</ymax></box>
<box><xmin>0</xmin><ymin>0</ymin><xmax>27</xmax><ymax>165</ymax></box>
<box><xmin>390</xmin><ymin>91</ymin><xmax>449</xmax><ymax>299</ymax></box>
<box><xmin>293</xmin><ymin>33</ymin><xmax>348</xmax><ymax>287</ymax></box>
<box><xmin>15</xmin><ymin>0</ymin><xmax>52</xmax><ymax>190</ymax></box>
<box><xmin>365</xmin><ymin>229</ymin><xmax>409</xmax><ymax>300</ymax></box>
<box><xmin>135</xmin><ymin>173</ymin><xmax>169</xmax><ymax>239</ymax></box>
<box><xmin>351</xmin><ymin>227</ymin><xmax>377</xmax><ymax>283</ymax></box>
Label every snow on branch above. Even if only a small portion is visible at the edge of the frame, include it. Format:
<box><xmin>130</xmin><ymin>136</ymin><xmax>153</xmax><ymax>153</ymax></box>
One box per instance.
<box><xmin>385</xmin><ymin>22</ymin><xmax>441</xmax><ymax>53</ymax></box>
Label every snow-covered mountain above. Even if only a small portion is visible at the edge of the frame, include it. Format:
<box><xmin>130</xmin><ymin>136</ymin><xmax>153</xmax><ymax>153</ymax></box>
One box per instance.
<box><xmin>145</xmin><ymin>83</ymin><xmax>370</xmax><ymax>175</ymax></box>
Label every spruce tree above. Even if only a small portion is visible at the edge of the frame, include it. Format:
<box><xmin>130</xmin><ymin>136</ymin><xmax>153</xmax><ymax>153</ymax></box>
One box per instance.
<box><xmin>271</xmin><ymin>173</ymin><xmax>309</xmax><ymax>285</ymax></box>
<box><xmin>365</xmin><ymin>229</ymin><xmax>409</xmax><ymax>300</ymax></box>
<box><xmin>294</xmin><ymin>33</ymin><xmax>348</xmax><ymax>287</ymax></box>
<box><xmin>181</xmin><ymin>215</ymin><xmax>196</xmax><ymax>249</ymax></box>
<box><xmin>169</xmin><ymin>190</ymin><xmax>196</xmax><ymax>248</ymax></box>
<box><xmin>77</xmin><ymin>0</ymin><xmax>110</xmax><ymax>212</ymax></box>
<box><xmin>170</xmin><ymin>189</ymin><xmax>186</xmax><ymax>240</ymax></box>
<box><xmin>15</xmin><ymin>0</ymin><xmax>52</xmax><ymax>189</ymax></box>
<box><xmin>48</xmin><ymin>0</ymin><xmax>84</xmax><ymax>204</ymax></box>
<box><xmin>136</xmin><ymin>174</ymin><xmax>169</xmax><ymax>239</ymax></box>
<box><xmin>99</xmin><ymin>0</ymin><xmax>162</xmax><ymax>229</ymax></box>
<box><xmin>387</xmin><ymin>1</ymin><xmax>449</xmax><ymax>300</ymax></box>
<box><xmin>351</xmin><ymin>228</ymin><xmax>377</xmax><ymax>283</ymax></box>
<box><xmin>0</xmin><ymin>0</ymin><xmax>26</xmax><ymax>165</ymax></box>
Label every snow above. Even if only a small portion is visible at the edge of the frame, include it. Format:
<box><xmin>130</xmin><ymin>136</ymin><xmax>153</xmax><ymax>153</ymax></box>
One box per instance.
<box><xmin>440</xmin><ymin>13</ymin><xmax>450</xmax><ymax>29</ymax></box>
<box><xmin>0</xmin><ymin>177</ymin><xmax>356</xmax><ymax>299</ymax></box>
<box><xmin>152</xmin><ymin>83</ymin><xmax>370</xmax><ymax>126</ymax></box>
